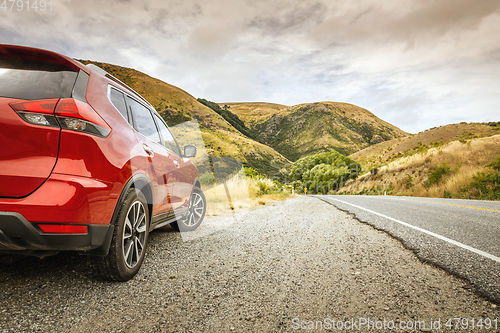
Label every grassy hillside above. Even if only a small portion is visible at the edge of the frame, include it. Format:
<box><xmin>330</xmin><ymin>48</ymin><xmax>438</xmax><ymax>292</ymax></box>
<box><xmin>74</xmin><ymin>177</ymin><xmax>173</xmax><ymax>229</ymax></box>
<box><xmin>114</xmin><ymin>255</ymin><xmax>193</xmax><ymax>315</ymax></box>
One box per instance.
<box><xmin>225</xmin><ymin>102</ymin><xmax>408</xmax><ymax>161</ymax></box>
<box><xmin>78</xmin><ymin>60</ymin><xmax>290</xmax><ymax>176</ymax></box>
<box><xmin>350</xmin><ymin>122</ymin><xmax>500</xmax><ymax>171</ymax></box>
<box><xmin>341</xmin><ymin>134</ymin><xmax>500</xmax><ymax>200</ymax></box>
<box><xmin>197</xmin><ymin>99</ymin><xmax>256</xmax><ymax>140</ymax></box>
<box><xmin>223</xmin><ymin>102</ymin><xmax>290</xmax><ymax>126</ymax></box>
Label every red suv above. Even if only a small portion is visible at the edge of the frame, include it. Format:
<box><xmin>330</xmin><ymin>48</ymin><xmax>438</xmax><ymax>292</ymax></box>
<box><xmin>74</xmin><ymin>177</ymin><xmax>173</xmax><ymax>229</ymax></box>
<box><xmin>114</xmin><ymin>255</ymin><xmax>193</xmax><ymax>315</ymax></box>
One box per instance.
<box><xmin>0</xmin><ymin>45</ymin><xmax>206</xmax><ymax>281</ymax></box>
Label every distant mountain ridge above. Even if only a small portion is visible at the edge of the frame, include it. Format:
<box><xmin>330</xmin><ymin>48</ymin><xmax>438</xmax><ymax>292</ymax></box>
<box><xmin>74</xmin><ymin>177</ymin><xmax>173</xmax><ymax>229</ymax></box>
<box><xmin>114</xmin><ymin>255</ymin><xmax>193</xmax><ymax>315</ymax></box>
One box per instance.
<box><xmin>224</xmin><ymin>101</ymin><xmax>408</xmax><ymax>161</ymax></box>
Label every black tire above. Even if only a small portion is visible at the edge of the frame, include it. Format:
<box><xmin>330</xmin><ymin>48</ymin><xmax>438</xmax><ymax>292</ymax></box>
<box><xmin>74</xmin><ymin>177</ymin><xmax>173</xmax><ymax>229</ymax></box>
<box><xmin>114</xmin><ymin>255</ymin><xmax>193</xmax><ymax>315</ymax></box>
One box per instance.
<box><xmin>94</xmin><ymin>188</ymin><xmax>150</xmax><ymax>281</ymax></box>
<box><xmin>171</xmin><ymin>187</ymin><xmax>206</xmax><ymax>232</ymax></box>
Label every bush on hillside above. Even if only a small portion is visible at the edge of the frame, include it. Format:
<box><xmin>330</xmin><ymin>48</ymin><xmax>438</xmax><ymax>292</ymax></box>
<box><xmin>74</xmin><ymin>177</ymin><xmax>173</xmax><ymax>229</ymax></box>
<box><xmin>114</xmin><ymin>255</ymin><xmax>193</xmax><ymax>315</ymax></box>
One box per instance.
<box><xmin>487</xmin><ymin>155</ymin><xmax>500</xmax><ymax>171</ymax></box>
<box><xmin>424</xmin><ymin>163</ymin><xmax>451</xmax><ymax>187</ymax></box>
<box><xmin>289</xmin><ymin>151</ymin><xmax>361</xmax><ymax>194</ymax></box>
<box><xmin>244</xmin><ymin>167</ymin><xmax>262</xmax><ymax>179</ymax></box>
<box><xmin>460</xmin><ymin>155</ymin><xmax>500</xmax><ymax>200</ymax></box>
<box><xmin>460</xmin><ymin>171</ymin><xmax>500</xmax><ymax>200</ymax></box>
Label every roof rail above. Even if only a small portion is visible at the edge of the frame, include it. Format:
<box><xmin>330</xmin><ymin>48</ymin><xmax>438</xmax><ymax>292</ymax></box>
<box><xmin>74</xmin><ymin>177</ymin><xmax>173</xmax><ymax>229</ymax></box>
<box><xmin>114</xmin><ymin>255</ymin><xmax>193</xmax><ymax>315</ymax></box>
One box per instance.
<box><xmin>85</xmin><ymin>64</ymin><xmax>153</xmax><ymax>108</ymax></box>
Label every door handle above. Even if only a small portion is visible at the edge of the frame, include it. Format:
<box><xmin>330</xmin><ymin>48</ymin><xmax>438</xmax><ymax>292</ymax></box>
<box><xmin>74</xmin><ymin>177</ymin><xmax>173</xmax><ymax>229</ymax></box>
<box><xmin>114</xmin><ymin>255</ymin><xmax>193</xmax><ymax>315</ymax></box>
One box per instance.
<box><xmin>143</xmin><ymin>144</ymin><xmax>154</xmax><ymax>156</ymax></box>
<box><xmin>173</xmin><ymin>160</ymin><xmax>180</xmax><ymax>168</ymax></box>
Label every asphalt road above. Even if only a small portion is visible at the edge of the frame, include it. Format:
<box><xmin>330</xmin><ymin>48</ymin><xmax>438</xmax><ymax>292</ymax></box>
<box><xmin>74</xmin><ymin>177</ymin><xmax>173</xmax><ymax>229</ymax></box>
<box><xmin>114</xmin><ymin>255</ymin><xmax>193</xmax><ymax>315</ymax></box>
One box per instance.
<box><xmin>316</xmin><ymin>195</ymin><xmax>500</xmax><ymax>303</ymax></box>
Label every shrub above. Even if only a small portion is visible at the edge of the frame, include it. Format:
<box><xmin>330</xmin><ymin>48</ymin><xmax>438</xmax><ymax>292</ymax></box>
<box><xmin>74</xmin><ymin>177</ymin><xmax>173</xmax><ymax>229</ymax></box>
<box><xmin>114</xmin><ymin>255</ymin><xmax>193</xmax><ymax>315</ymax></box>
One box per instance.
<box><xmin>425</xmin><ymin>163</ymin><xmax>451</xmax><ymax>187</ymax></box>
<box><xmin>487</xmin><ymin>155</ymin><xmax>500</xmax><ymax>171</ymax></box>
<box><xmin>254</xmin><ymin>179</ymin><xmax>285</xmax><ymax>195</ymax></box>
<box><xmin>405</xmin><ymin>174</ymin><xmax>413</xmax><ymax>189</ymax></box>
<box><xmin>459</xmin><ymin>138</ymin><xmax>469</xmax><ymax>144</ymax></box>
<box><xmin>430</xmin><ymin>141</ymin><xmax>444</xmax><ymax>148</ymax></box>
<box><xmin>257</xmin><ymin>180</ymin><xmax>268</xmax><ymax>195</ymax></box>
<box><xmin>244</xmin><ymin>167</ymin><xmax>261</xmax><ymax>179</ymax></box>
<box><xmin>288</xmin><ymin>151</ymin><xmax>361</xmax><ymax>193</ymax></box>
<box><xmin>460</xmin><ymin>171</ymin><xmax>500</xmax><ymax>200</ymax></box>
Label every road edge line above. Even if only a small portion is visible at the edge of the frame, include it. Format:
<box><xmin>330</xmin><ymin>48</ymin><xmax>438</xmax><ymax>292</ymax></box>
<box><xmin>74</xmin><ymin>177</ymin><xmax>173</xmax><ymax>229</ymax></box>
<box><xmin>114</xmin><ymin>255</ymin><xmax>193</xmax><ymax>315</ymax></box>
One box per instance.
<box><xmin>328</xmin><ymin>197</ymin><xmax>500</xmax><ymax>264</ymax></box>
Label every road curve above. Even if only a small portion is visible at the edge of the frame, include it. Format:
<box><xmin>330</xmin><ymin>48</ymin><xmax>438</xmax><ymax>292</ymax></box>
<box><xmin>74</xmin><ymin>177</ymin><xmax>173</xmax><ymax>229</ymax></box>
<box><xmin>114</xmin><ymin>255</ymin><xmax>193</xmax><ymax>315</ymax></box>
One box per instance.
<box><xmin>316</xmin><ymin>195</ymin><xmax>500</xmax><ymax>303</ymax></box>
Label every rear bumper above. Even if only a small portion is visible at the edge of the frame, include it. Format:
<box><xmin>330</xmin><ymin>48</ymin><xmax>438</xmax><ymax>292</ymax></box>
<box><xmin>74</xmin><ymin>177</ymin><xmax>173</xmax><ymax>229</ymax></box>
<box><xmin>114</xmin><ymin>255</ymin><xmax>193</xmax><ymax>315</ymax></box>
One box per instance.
<box><xmin>0</xmin><ymin>212</ymin><xmax>113</xmax><ymax>255</ymax></box>
<box><xmin>0</xmin><ymin>173</ymin><xmax>123</xmax><ymax>225</ymax></box>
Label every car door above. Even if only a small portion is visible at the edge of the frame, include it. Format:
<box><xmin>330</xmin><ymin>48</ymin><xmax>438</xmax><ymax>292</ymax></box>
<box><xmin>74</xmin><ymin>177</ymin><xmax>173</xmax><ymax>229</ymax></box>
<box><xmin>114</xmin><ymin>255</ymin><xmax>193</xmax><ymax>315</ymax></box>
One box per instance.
<box><xmin>126</xmin><ymin>96</ymin><xmax>181</xmax><ymax>216</ymax></box>
<box><xmin>152</xmin><ymin>114</ymin><xmax>195</xmax><ymax>206</ymax></box>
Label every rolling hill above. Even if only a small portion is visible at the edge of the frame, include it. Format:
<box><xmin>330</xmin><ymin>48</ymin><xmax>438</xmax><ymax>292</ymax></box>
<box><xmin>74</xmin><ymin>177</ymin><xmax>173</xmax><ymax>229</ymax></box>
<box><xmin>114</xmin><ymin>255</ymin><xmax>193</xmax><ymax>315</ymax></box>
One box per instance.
<box><xmin>224</xmin><ymin>102</ymin><xmax>408</xmax><ymax>161</ymax></box>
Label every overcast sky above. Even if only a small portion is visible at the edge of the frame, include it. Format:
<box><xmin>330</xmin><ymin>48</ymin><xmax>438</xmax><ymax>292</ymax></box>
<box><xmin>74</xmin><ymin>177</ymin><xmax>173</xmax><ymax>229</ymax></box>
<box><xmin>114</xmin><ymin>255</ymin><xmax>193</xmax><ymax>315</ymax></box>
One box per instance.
<box><xmin>2</xmin><ymin>0</ymin><xmax>499</xmax><ymax>133</ymax></box>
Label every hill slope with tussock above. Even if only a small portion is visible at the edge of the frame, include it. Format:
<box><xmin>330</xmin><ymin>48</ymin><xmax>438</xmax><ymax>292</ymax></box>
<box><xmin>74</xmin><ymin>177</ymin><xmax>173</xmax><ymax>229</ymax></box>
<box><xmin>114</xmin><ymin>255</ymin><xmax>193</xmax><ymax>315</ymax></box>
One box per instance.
<box><xmin>350</xmin><ymin>122</ymin><xmax>500</xmax><ymax>170</ymax></box>
<box><xmin>342</xmin><ymin>134</ymin><xmax>500</xmax><ymax>200</ymax></box>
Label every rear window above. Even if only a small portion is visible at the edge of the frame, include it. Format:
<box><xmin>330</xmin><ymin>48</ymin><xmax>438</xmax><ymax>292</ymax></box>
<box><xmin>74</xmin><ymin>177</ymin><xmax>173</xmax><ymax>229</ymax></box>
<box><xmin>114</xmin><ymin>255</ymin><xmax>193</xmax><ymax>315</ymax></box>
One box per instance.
<box><xmin>109</xmin><ymin>87</ymin><xmax>129</xmax><ymax>121</ymax></box>
<box><xmin>0</xmin><ymin>57</ymin><xmax>78</xmax><ymax>100</ymax></box>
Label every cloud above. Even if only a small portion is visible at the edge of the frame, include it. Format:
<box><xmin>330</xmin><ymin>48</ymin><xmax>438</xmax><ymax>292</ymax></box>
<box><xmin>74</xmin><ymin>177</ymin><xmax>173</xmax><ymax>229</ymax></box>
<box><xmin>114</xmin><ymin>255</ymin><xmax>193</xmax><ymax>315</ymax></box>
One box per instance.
<box><xmin>1</xmin><ymin>0</ymin><xmax>499</xmax><ymax>133</ymax></box>
<box><xmin>310</xmin><ymin>0</ymin><xmax>500</xmax><ymax>44</ymax></box>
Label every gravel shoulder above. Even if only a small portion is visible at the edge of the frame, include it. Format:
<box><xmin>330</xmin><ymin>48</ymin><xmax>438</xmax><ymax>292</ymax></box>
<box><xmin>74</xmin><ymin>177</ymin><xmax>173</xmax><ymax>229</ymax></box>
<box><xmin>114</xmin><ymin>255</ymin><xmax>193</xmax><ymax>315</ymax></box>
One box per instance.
<box><xmin>0</xmin><ymin>196</ymin><xmax>498</xmax><ymax>332</ymax></box>
<box><xmin>317</xmin><ymin>194</ymin><xmax>500</xmax><ymax>304</ymax></box>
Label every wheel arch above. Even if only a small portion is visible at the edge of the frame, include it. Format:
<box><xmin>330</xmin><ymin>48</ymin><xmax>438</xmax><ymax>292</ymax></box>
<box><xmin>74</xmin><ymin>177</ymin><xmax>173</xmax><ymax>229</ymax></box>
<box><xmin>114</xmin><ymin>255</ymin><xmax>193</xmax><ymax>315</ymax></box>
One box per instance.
<box><xmin>188</xmin><ymin>177</ymin><xmax>202</xmax><ymax>202</ymax></box>
<box><xmin>88</xmin><ymin>173</ymin><xmax>153</xmax><ymax>256</ymax></box>
<box><xmin>193</xmin><ymin>177</ymin><xmax>201</xmax><ymax>189</ymax></box>
<box><xmin>127</xmin><ymin>174</ymin><xmax>154</xmax><ymax>225</ymax></box>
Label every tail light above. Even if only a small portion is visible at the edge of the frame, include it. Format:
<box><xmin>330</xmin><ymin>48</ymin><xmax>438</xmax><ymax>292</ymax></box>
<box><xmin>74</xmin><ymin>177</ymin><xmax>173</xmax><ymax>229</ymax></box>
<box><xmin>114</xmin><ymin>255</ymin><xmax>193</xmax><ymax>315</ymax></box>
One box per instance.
<box><xmin>55</xmin><ymin>98</ymin><xmax>111</xmax><ymax>137</ymax></box>
<box><xmin>9</xmin><ymin>98</ymin><xmax>60</xmax><ymax>127</ymax></box>
<box><xmin>10</xmin><ymin>98</ymin><xmax>111</xmax><ymax>138</ymax></box>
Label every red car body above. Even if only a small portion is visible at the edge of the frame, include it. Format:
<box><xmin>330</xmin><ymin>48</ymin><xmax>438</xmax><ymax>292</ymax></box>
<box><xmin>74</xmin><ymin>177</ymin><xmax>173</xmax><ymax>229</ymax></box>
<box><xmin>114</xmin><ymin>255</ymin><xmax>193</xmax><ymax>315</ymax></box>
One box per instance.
<box><xmin>0</xmin><ymin>45</ymin><xmax>204</xmax><ymax>278</ymax></box>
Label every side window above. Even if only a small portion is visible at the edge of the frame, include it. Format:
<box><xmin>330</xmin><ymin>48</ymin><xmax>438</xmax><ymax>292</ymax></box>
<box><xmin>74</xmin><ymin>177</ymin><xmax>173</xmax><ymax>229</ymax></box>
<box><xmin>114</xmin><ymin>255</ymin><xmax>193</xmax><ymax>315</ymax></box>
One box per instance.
<box><xmin>154</xmin><ymin>114</ymin><xmax>181</xmax><ymax>156</ymax></box>
<box><xmin>126</xmin><ymin>96</ymin><xmax>160</xmax><ymax>143</ymax></box>
<box><xmin>109</xmin><ymin>88</ymin><xmax>128</xmax><ymax>121</ymax></box>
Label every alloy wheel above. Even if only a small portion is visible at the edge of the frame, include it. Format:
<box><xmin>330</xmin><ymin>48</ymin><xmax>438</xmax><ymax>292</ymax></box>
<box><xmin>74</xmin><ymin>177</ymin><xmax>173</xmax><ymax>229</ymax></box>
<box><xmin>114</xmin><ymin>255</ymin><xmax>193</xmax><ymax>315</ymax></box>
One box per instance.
<box><xmin>122</xmin><ymin>200</ymin><xmax>147</xmax><ymax>269</ymax></box>
<box><xmin>185</xmin><ymin>191</ymin><xmax>205</xmax><ymax>227</ymax></box>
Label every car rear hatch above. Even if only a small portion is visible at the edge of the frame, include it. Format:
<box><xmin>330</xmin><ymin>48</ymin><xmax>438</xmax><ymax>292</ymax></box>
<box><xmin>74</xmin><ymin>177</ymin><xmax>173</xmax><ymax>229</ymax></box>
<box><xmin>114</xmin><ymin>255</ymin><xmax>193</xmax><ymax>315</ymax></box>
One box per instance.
<box><xmin>0</xmin><ymin>45</ymin><xmax>82</xmax><ymax>198</ymax></box>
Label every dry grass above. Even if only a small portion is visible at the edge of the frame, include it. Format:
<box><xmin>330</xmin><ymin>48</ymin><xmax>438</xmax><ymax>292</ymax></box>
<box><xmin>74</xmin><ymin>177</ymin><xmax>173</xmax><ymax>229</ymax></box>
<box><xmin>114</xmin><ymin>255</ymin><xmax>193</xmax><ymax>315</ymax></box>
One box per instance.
<box><xmin>204</xmin><ymin>175</ymin><xmax>296</xmax><ymax>216</ymax></box>
<box><xmin>222</xmin><ymin>102</ymin><xmax>291</xmax><ymax>125</ymax></box>
<box><xmin>351</xmin><ymin>123</ymin><xmax>500</xmax><ymax>170</ymax></box>
<box><xmin>342</xmin><ymin>134</ymin><xmax>500</xmax><ymax>199</ymax></box>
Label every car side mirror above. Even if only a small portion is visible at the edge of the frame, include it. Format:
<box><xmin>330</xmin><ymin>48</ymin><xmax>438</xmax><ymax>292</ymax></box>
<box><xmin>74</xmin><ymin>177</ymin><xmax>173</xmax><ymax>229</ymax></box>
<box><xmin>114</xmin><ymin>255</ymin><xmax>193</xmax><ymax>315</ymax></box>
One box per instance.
<box><xmin>184</xmin><ymin>145</ymin><xmax>197</xmax><ymax>158</ymax></box>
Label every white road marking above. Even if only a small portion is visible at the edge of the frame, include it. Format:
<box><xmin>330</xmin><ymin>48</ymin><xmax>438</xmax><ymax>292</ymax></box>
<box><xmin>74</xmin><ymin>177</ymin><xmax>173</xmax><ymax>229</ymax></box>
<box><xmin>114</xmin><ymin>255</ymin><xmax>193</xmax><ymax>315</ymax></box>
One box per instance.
<box><xmin>328</xmin><ymin>198</ymin><xmax>500</xmax><ymax>264</ymax></box>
